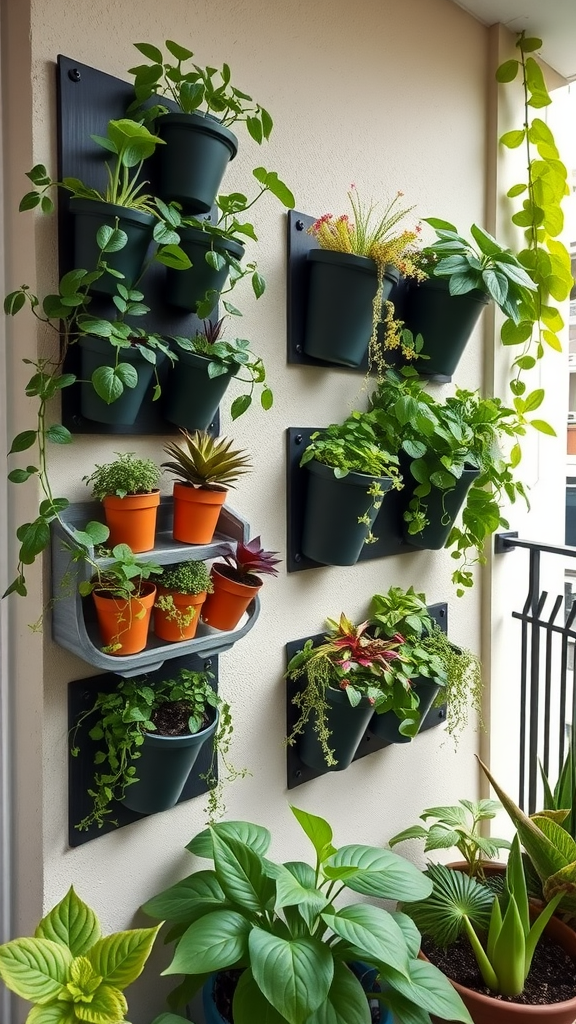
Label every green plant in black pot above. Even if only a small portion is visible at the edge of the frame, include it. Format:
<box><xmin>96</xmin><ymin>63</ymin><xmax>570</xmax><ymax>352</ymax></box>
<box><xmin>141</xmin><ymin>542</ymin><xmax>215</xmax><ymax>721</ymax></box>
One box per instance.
<box><xmin>141</xmin><ymin>805</ymin><xmax>472</xmax><ymax>1024</ymax></box>
<box><xmin>70</xmin><ymin>667</ymin><xmax>243</xmax><ymax>829</ymax></box>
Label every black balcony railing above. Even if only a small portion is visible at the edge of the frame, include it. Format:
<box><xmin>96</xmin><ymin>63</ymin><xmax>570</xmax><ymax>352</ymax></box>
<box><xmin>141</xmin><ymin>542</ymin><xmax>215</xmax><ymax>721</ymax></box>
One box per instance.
<box><xmin>496</xmin><ymin>532</ymin><xmax>576</xmax><ymax>813</ymax></box>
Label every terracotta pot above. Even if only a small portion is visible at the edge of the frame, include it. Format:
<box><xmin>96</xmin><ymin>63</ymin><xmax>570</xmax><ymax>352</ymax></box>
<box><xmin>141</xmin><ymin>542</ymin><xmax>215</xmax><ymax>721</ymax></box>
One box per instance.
<box><xmin>447</xmin><ymin>860</ymin><xmax>506</xmax><ymax>878</ymax></box>
<box><xmin>567</xmin><ymin>425</ymin><xmax>576</xmax><ymax>455</ymax></box>
<box><xmin>201</xmin><ymin>565</ymin><xmax>261</xmax><ymax>631</ymax></box>
<box><xmin>102</xmin><ymin>491</ymin><xmax>160</xmax><ymax>552</ymax></box>
<box><xmin>153</xmin><ymin>586</ymin><xmax>207</xmax><ymax>642</ymax></box>
<box><xmin>172</xmin><ymin>483</ymin><xmax>227</xmax><ymax>544</ymax></box>
<box><xmin>92</xmin><ymin>583</ymin><xmax>156</xmax><ymax>655</ymax></box>
<box><xmin>420</xmin><ymin>911</ymin><xmax>576</xmax><ymax>1024</ymax></box>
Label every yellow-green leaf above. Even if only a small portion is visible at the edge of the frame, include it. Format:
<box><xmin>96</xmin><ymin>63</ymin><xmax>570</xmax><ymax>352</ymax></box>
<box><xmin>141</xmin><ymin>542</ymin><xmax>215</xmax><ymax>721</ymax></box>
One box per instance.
<box><xmin>530</xmin><ymin>419</ymin><xmax>556</xmax><ymax>436</ymax></box>
<box><xmin>500</xmin><ymin>129</ymin><xmax>525</xmax><ymax>149</ymax></box>
<box><xmin>87</xmin><ymin>925</ymin><xmax>160</xmax><ymax>989</ymax></box>
<box><xmin>0</xmin><ymin>937</ymin><xmax>71</xmax><ymax>1003</ymax></box>
<box><xmin>36</xmin><ymin>888</ymin><xmax>101</xmax><ymax>958</ymax></box>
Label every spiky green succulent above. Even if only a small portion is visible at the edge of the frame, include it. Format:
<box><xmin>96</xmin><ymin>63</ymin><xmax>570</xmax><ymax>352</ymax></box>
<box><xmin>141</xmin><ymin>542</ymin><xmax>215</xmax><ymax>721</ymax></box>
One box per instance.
<box><xmin>161</xmin><ymin>429</ymin><xmax>252</xmax><ymax>490</ymax></box>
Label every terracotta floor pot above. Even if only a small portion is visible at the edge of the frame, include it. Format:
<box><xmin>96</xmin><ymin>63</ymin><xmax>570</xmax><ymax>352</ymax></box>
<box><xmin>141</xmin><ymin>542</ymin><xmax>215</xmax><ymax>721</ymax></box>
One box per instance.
<box><xmin>420</xmin><ymin>912</ymin><xmax>576</xmax><ymax>1024</ymax></box>
<box><xmin>102</xmin><ymin>491</ymin><xmax>160</xmax><ymax>552</ymax></box>
<box><xmin>201</xmin><ymin>565</ymin><xmax>261</xmax><ymax>631</ymax></box>
<box><xmin>172</xmin><ymin>483</ymin><xmax>227</xmax><ymax>544</ymax></box>
<box><xmin>92</xmin><ymin>583</ymin><xmax>156</xmax><ymax>655</ymax></box>
<box><xmin>153</xmin><ymin>586</ymin><xmax>207</xmax><ymax>642</ymax></box>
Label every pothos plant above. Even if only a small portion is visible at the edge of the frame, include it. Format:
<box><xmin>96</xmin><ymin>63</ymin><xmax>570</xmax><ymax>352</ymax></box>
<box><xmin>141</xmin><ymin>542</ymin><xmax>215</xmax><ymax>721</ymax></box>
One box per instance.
<box><xmin>0</xmin><ymin>886</ymin><xmax>161</xmax><ymax>1024</ymax></box>
<box><xmin>495</xmin><ymin>32</ymin><xmax>573</xmax><ymax>434</ymax></box>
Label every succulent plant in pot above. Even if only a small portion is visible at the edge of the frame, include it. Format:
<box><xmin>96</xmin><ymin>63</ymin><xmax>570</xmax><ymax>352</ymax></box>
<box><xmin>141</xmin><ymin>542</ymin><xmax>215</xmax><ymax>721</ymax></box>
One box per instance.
<box><xmin>166</xmin><ymin>316</ymin><xmax>272</xmax><ymax>430</ymax></box>
<box><xmin>84</xmin><ymin>451</ymin><xmax>161</xmax><ymax>553</ymax></box>
<box><xmin>161</xmin><ymin>429</ymin><xmax>252</xmax><ymax>544</ymax></box>
<box><xmin>78</xmin><ymin>542</ymin><xmax>162</xmax><ymax>655</ymax></box>
<box><xmin>154</xmin><ymin>559</ymin><xmax>214</xmax><ymax>642</ymax></box>
<box><xmin>202</xmin><ymin>536</ymin><xmax>280</xmax><ymax>632</ymax></box>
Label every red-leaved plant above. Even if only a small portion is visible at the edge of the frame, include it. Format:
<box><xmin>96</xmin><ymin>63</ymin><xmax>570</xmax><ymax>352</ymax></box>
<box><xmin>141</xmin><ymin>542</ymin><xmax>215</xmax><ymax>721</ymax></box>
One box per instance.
<box><xmin>223</xmin><ymin>536</ymin><xmax>281</xmax><ymax>583</ymax></box>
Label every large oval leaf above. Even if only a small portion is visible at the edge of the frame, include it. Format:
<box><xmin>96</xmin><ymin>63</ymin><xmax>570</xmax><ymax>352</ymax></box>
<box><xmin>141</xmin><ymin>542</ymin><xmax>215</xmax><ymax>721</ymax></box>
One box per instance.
<box><xmin>321</xmin><ymin>906</ymin><xmax>408</xmax><ymax>977</ymax></box>
<box><xmin>291</xmin><ymin>806</ymin><xmax>335</xmax><ymax>862</ymax></box>
<box><xmin>233</xmin><ymin>968</ymin><xmax>289</xmax><ymax>1024</ymax></box>
<box><xmin>186</xmin><ymin>821</ymin><xmax>271</xmax><ymax>859</ymax></box>
<box><xmin>304</xmin><ymin>962</ymin><xmax>371</xmax><ymax>1024</ymax></box>
<box><xmin>212</xmin><ymin>832</ymin><xmax>275</xmax><ymax>913</ymax></box>
<box><xmin>35</xmin><ymin>887</ymin><xmax>100</xmax><ymax>958</ymax></box>
<box><xmin>163</xmin><ymin>910</ymin><xmax>250</xmax><ymax>975</ymax></box>
<box><xmin>380</xmin><ymin>958</ymin><xmax>473</xmax><ymax>1023</ymax></box>
<box><xmin>27</xmin><ymin>1004</ymin><xmax>77</xmax><ymax>1024</ymax></box>
<box><xmin>249</xmin><ymin>929</ymin><xmax>333</xmax><ymax>1024</ymax></box>
<box><xmin>326</xmin><ymin>846</ymin><xmax>432</xmax><ymax>901</ymax></box>
<box><xmin>0</xmin><ymin>937</ymin><xmax>71</xmax><ymax>1002</ymax></box>
<box><xmin>141</xmin><ymin>870</ymin><xmax>227</xmax><ymax>924</ymax></box>
<box><xmin>87</xmin><ymin>924</ymin><xmax>160</xmax><ymax>987</ymax></box>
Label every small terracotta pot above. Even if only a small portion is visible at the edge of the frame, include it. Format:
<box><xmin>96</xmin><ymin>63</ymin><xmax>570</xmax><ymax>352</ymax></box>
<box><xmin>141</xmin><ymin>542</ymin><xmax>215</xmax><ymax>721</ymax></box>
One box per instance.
<box><xmin>172</xmin><ymin>483</ymin><xmax>227</xmax><ymax>544</ymax></box>
<box><xmin>201</xmin><ymin>565</ymin><xmax>261</xmax><ymax>631</ymax></box>
<box><xmin>420</xmin><ymin>909</ymin><xmax>576</xmax><ymax>1024</ymax></box>
<box><xmin>102</xmin><ymin>491</ymin><xmax>160</xmax><ymax>553</ymax></box>
<box><xmin>567</xmin><ymin>425</ymin><xmax>576</xmax><ymax>455</ymax></box>
<box><xmin>153</xmin><ymin>586</ymin><xmax>207</xmax><ymax>642</ymax></box>
<box><xmin>92</xmin><ymin>583</ymin><xmax>156</xmax><ymax>655</ymax></box>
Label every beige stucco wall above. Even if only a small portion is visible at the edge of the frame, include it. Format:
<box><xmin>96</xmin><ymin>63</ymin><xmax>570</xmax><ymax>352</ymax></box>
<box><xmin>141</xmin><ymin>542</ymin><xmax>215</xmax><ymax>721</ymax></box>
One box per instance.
<box><xmin>3</xmin><ymin>0</ymin><xmax>500</xmax><ymax>1019</ymax></box>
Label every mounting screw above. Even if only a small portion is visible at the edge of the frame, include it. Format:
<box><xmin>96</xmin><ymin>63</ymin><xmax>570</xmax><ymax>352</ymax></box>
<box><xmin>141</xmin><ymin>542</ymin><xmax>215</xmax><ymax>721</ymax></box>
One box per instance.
<box><xmin>295</xmin><ymin>344</ymin><xmax>303</xmax><ymax>354</ymax></box>
<box><xmin>204</xmin><ymin>659</ymin><xmax>212</xmax><ymax>670</ymax></box>
<box><xmin>68</xmin><ymin>68</ymin><xmax>81</xmax><ymax>82</ymax></box>
<box><xmin>439</xmin><ymin>607</ymin><xmax>446</xmax><ymax>617</ymax></box>
<box><xmin>295</xmin><ymin>770</ymin><xmax>302</xmax><ymax>778</ymax></box>
<box><xmin>439</xmin><ymin>708</ymin><xmax>446</xmax><ymax>720</ymax></box>
<box><xmin>295</xmin><ymin>434</ymin><xmax>303</xmax><ymax>444</ymax></box>
<box><xmin>295</xmin><ymin>220</ymin><xmax>305</xmax><ymax>231</ymax></box>
<box><xmin>365</xmin><ymin>733</ymin><xmax>371</xmax><ymax>742</ymax></box>
<box><xmin>294</xmin><ymin>553</ymin><xmax>302</xmax><ymax>563</ymax></box>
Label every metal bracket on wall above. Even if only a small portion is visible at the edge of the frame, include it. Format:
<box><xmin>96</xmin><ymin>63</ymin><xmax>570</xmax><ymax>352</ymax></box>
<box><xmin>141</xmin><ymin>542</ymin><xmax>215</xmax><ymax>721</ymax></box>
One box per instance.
<box><xmin>56</xmin><ymin>54</ymin><xmax>219</xmax><ymax>436</ymax></box>
<box><xmin>285</xmin><ymin>604</ymin><xmax>448</xmax><ymax>789</ymax></box>
<box><xmin>494</xmin><ymin>531</ymin><xmax>519</xmax><ymax>554</ymax></box>
<box><xmin>286</xmin><ymin>427</ymin><xmax>416</xmax><ymax>572</ymax></box>
<box><xmin>68</xmin><ymin>653</ymin><xmax>219</xmax><ymax>847</ymax></box>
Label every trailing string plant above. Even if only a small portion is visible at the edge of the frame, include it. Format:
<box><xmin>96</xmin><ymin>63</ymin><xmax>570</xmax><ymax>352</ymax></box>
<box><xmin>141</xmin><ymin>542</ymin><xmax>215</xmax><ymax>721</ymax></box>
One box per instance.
<box><xmin>495</xmin><ymin>32</ymin><xmax>573</xmax><ymax>433</ymax></box>
<box><xmin>308</xmin><ymin>186</ymin><xmax>425</xmax><ymax>377</ymax></box>
<box><xmin>416</xmin><ymin>626</ymin><xmax>483</xmax><ymax>743</ymax></box>
<box><xmin>70</xmin><ymin>667</ymin><xmax>246</xmax><ymax>828</ymax></box>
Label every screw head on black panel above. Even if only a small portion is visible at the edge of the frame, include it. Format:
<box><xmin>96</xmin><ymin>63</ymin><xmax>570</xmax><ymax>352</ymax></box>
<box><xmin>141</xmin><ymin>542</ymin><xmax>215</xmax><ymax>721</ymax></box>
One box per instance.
<box><xmin>204</xmin><ymin>659</ymin><xmax>212</xmax><ymax>670</ymax></box>
<box><xmin>68</xmin><ymin>68</ymin><xmax>82</xmax><ymax>82</ymax></box>
<box><xmin>295</xmin><ymin>770</ymin><xmax>302</xmax><ymax>778</ymax></box>
<box><xmin>295</xmin><ymin>344</ymin><xmax>303</xmax><ymax>354</ymax></box>
<box><xmin>295</xmin><ymin>220</ymin><xmax>305</xmax><ymax>231</ymax></box>
<box><xmin>439</xmin><ymin>708</ymin><xmax>446</xmax><ymax>720</ymax></box>
<box><xmin>295</xmin><ymin>434</ymin><xmax>303</xmax><ymax>444</ymax></box>
<box><xmin>294</xmin><ymin>554</ymin><xmax>302</xmax><ymax>563</ymax></box>
<box><xmin>440</xmin><ymin>607</ymin><xmax>446</xmax><ymax>617</ymax></box>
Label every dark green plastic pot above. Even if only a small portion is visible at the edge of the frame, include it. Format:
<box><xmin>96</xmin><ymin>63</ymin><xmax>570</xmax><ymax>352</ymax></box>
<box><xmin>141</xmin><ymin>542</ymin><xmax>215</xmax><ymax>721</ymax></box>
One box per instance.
<box><xmin>404</xmin><ymin>277</ymin><xmax>489</xmax><ymax>376</ymax></box>
<box><xmin>299</xmin><ymin>685</ymin><xmax>374</xmax><ymax>771</ymax></box>
<box><xmin>404</xmin><ymin>466</ymin><xmax>480</xmax><ymax>550</ymax></box>
<box><xmin>121</xmin><ymin>711</ymin><xmax>218</xmax><ymax>814</ymax></box>
<box><xmin>78</xmin><ymin>336</ymin><xmax>158</xmax><ymax>425</ymax></box>
<box><xmin>157</xmin><ymin>112</ymin><xmax>238</xmax><ymax>213</ymax></box>
<box><xmin>71</xmin><ymin>199</ymin><xmax>155</xmax><ymax>295</ymax></box>
<box><xmin>165</xmin><ymin>227</ymin><xmax>245</xmax><ymax>314</ymax></box>
<box><xmin>302</xmin><ymin>460</ymin><xmax>393</xmax><ymax>566</ymax></box>
<box><xmin>304</xmin><ymin>251</ymin><xmax>399</xmax><ymax>366</ymax></box>
<box><xmin>369</xmin><ymin>678</ymin><xmax>443</xmax><ymax>744</ymax></box>
<box><xmin>163</xmin><ymin>349</ymin><xmax>237</xmax><ymax>430</ymax></box>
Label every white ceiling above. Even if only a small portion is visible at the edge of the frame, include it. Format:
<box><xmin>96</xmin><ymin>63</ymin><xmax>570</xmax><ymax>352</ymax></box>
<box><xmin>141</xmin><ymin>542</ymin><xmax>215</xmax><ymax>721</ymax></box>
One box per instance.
<box><xmin>450</xmin><ymin>0</ymin><xmax>576</xmax><ymax>81</ymax></box>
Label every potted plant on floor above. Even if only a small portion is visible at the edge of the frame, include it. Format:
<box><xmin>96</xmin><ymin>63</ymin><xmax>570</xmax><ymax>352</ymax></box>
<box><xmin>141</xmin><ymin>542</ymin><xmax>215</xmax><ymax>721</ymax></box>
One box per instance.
<box><xmin>0</xmin><ymin>887</ymin><xmax>161</xmax><ymax>1024</ymax></box>
<box><xmin>304</xmin><ymin>186</ymin><xmax>424</xmax><ymax>371</ymax></box>
<box><xmin>161</xmin><ymin>429</ymin><xmax>251</xmax><ymax>544</ymax></box>
<box><xmin>202</xmin><ymin>536</ymin><xmax>280</xmax><ymax>631</ymax></box>
<box><xmin>299</xmin><ymin>410</ymin><xmax>403</xmax><ymax>566</ymax></box>
<box><xmin>84</xmin><ymin>452</ymin><xmax>161</xmax><ymax>553</ymax></box>
<box><xmin>165</xmin><ymin>316</ymin><xmax>273</xmax><ymax>428</ymax></box>
<box><xmin>154</xmin><ymin>559</ymin><xmax>214</xmax><ymax>642</ymax></box>
<box><xmin>79</xmin><ymin>542</ymin><xmax>162</xmax><ymax>655</ymax></box>
<box><xmin>129</xmin><ymin>40</ymin><xmax>273</xmax><ymax>212</ymax></box>
<box><xmin>71</xmin><ymin>666</ymin><xmax>244</xmax><ymax>827</ymax></box>
<box><xmin>141</xmin><ymin>805</ymin><xmax>472</xmax><ymax>1024</ymax></box>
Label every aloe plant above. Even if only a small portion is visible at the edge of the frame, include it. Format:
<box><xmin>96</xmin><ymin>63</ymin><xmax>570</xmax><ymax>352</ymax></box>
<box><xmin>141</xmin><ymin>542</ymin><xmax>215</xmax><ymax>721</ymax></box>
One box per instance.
<box><xmin>162</xmin><ymin>429</ymin><xmax>252</xmax><ymax>490</ymax></box>
<box><xmin>540</xmin><ymin>733</ymin><xmax>576</xmax><ymax>840</ymax></box>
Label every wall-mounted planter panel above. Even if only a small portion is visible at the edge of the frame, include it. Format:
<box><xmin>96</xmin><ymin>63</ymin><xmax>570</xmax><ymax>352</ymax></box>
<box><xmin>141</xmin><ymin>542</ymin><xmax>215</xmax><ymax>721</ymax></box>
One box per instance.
<box><xmin>286</xmin><ymin>603</ymin><xmax>448</xmax><ymax>789</ymax></box>
<box><xmin>68</xmin><ymin>652</ymin><xmax>219</xmax><ymax>846</ymax></box>
<box><xmin>51</xmin><ymin>498</ymin><xmax>260</xmax><ymax>675</ymax></box>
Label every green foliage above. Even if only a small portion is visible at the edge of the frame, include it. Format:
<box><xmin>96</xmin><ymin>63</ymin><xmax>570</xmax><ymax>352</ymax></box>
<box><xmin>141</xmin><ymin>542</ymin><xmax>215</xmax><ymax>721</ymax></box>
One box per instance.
<box><xmin>495</xmin><ymin>32</ymin><xmax>573</xmax><ymax>423</ymax></box>
<box><xmin>77</xmin><ymin>540</ymin><xmax>162</xmax><ymax>604</ymax></box>
<box><xmin>141</xmin><ymin>806</ymin><xmax>472</xmax><ymax>1024</ymax></box>
<box><xmin>129</xmin><ymin>39</ymin><xmax>274</xmax><ymax>143</ymax></box>
<box><xmin>162</xmin><ymin>429</ymin><xmax>252</xmax><ymax>489</ymax></box>
<box><xmin>370</xmin><ymin>369</ymin><xmax>529</xmax><ymax>594</ymax></box>
<box><xmin>83</xmin><ymin>452</ymin><xmax>160</xmax><ymax>500</ymax></box>
<box><xmin>419</xmin><ymin>626</ymin><xmax>483</xmax><ymax>743</ymax></box>
<box><xmin>172</xmin><ymin>315</ymin><xmax>272</xmax><ymax>420</ymax></box>
<box><xmin>389</xmin><ymin>799</ymin><xmax>510</xmax><ymax>878</ymax></box>
<box><xmin>70</xmin><ymin>667</ymin><xmax>242</xmax><ymax>830</ymax></box>
<box><xmin>158</xmin><ymin>559</ymin><xmax>213</xmax><ymax>595</ymax></box>
<box><xmin>370</xmin><ymin>585</ymin><xmax>434</xmax><ymax>639</ymax></box>
<box><xmin>0</xmin><ymin>886</ymin><xmax>159</xmax><ymax>1023</ymax></box>
<box><xmin>540</xmin><ymin>731</ymin><xmax>576</xmax><ymax>839</ymax></box>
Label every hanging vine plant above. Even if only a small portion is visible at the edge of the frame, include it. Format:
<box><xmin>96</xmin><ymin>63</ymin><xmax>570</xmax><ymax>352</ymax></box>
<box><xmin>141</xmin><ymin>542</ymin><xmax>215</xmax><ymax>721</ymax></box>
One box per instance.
<box><xmin>496</xmin><ymin>32</ymin><xmax>573</xmax><ymax>430</ymax></box>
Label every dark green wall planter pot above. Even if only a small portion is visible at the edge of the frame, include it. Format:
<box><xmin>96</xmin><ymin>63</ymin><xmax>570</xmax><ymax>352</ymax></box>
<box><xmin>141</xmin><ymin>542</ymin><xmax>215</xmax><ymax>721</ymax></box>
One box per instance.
<box><xmin>71</xmin><ymin>199</ymin><xmax>155</xmax><ymax>295</ymax></box>
<box><xmin>369</xmin><ymin>678</ymin><xmax>443</xmax><ymax>744</ymax></box>
<box><xmin>302</xmin><ymin>460</ymin><xmax>393</xmax><ymax>566</ymax></box>
<box><xmin>157</xmin><ymin>112</ymin><xmax>238</xmax><ymax>213</ymax></box>
<box><xmin>163</xmin><ymin>350</ymin><xmax>237</xmax><ymax>431</ymax></box>
<box><xmin>404</xmin><ymin>466</ymin><xmax>480</xmax><ymax>550</ymax></box>
<box><xmin>78</xmin><ymin>336</ymin><xmax>159</xmax><ymax>426</ymax></box>
<box><xmin>298</xmin><ymin>685</ymin><xmax>374</xmax><ymax>771</ymax></box>
<box><xmin>304</xmin><ymin>251</ymin><xmax>399</xmax><ymax>366</ymax></box>
<box><xmin>165</xmin><ymin>227</ymin><xmax>245</xmax><ymax>314</ymax></box>
<box><xmin>403</xmin><ymin>277</ymin><xmax>489</xmax><ymax>377</ymax></box>
<box><xmin>121</xmin><ymin>712</ymin><xmax>218</xmax><ymax>815</ymax></box>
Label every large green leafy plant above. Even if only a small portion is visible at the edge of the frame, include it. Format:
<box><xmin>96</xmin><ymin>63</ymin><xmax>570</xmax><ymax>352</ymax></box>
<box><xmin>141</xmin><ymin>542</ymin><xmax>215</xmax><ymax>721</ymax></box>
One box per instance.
<box><xmin>0</xmin><ymin>886</ymin><xmax>161</xmax><ymax>1024</ymax></box>
<box><xmin>142</xmin><ymin>805</ymin><xmax>472</xmax><ymax>1024</ymax></box>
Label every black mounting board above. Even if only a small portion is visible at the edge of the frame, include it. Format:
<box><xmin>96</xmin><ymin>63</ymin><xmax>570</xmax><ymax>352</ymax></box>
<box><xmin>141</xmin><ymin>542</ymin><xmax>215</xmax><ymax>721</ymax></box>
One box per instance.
<box><xmin>286</xmin><ymin>427</ymin><xmax>418</xmax><ymax>573</ymax></box>
<box><xmin>68</xmin><ymin>652</ymin><xmax>219</xmax><ymax>847</ymax></box>
<box><xmin>286</xmin><ymin>210</ymin><xmax>451</xmax><ymax>383</ymax></box>
<box><xmin>286</xmin><ymin>604</ymin><xmax>448</xmax><ymax>789</ymax></box>
<box><xmin>56</xmin><ymin>55</ymin><xmax>218</xmax><ymax>435</ymax></box>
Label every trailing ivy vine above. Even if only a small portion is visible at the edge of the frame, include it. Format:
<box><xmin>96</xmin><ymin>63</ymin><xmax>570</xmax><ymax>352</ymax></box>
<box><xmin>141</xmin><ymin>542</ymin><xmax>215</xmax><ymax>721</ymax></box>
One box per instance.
<box><xmin>496</xmin><ymin>33</ymin><xmax>573</xmax><ymax>430</ymax></box>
